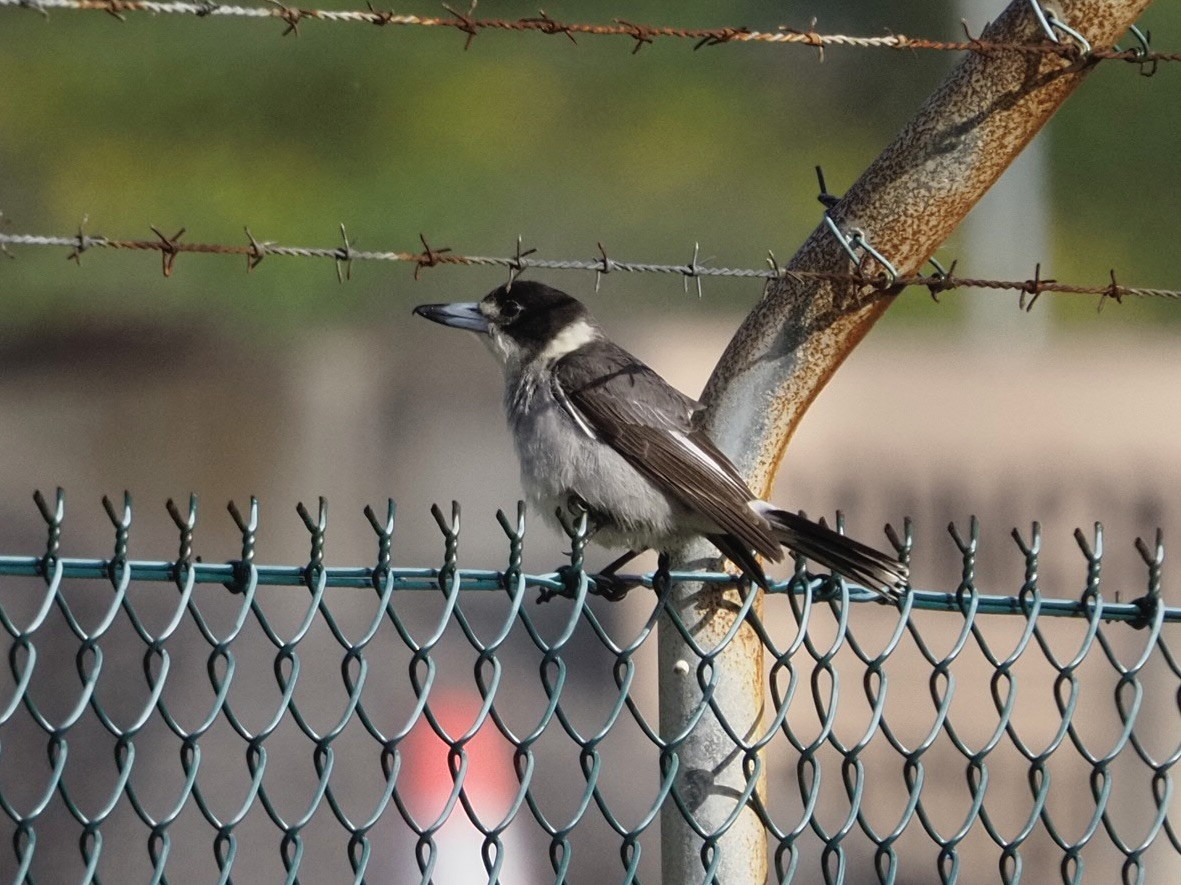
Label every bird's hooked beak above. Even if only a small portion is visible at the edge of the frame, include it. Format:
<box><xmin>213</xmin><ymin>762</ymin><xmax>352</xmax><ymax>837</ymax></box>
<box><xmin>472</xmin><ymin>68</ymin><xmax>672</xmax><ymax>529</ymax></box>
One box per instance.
<box><xmin>412</xmin><ymin>302</ymin><xmax>490</xmax><ymax>334</ymax></box>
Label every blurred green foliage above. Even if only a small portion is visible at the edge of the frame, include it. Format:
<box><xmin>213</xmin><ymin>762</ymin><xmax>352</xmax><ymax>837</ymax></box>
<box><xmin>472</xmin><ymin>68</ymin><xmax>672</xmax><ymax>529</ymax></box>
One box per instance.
<box><xmin>0</xmin><ymin>1</ymin><xmax>1177</xmax><ymax>331</ymax></box>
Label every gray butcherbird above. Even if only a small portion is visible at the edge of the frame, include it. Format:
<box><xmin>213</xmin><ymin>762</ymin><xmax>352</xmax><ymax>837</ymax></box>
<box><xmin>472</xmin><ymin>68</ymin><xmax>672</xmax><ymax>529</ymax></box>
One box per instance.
<box><xmin>413</xmin><ymin>281</ymin><xmax>907</xmax><ymax>600</ymax></box>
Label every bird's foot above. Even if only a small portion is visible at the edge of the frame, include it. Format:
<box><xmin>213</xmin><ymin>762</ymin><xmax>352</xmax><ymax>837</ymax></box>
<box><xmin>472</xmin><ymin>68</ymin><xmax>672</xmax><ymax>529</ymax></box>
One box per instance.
<box><xmin>590</xmin><ymin>571</ymin><xmax>639</xmax><ymax>601</ymax></box>
<box><xmin>537</xmin><ymin>564</ymin><xmax>584</xmax><ymax>604</ymax></box>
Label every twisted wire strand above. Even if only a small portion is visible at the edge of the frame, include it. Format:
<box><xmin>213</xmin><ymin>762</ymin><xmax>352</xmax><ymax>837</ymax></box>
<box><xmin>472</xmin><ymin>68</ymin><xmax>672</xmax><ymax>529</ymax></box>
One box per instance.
<box><xmin>1</xmin><ymin>230</ymin><xmax>1178</xmax><ymax>302</ymax></box>
<box><xmin>1</xmin><ymin>0</ymin><xmax>1177</xmax><ymax>64</ymax></box>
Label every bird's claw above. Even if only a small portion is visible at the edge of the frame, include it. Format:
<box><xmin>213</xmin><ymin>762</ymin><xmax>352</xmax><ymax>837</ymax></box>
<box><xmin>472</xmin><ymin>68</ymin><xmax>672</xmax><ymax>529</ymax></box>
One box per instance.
<box><xmin>590</xmin><ymin>571</ymin><xmax>638</xmax><ymax>601</ymax></box>
<box><xmin>537</xmin><ymin>565</ymin><xmax>583</xmax><ymax>604</ymax></box>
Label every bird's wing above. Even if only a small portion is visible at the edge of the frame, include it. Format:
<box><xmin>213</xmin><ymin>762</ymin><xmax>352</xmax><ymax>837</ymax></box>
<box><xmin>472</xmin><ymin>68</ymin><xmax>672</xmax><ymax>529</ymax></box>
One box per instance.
<box><xmin>553</xmin><ymin>342</ymin><xmax>782</xmax><ymax>561</ymax></box>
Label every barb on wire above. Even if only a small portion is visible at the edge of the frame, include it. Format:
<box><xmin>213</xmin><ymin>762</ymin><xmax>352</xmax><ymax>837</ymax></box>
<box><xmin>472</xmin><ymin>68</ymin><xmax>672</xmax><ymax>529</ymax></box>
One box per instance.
<box><xmin>1</xmin><ymin>227</ymin><xmax>1179</xmax><ymax>305</ymax></box>
<box><xmin>1</xmin><ymin>0</ymin><xmax>1177</xmax><ymax>64</ymax></box>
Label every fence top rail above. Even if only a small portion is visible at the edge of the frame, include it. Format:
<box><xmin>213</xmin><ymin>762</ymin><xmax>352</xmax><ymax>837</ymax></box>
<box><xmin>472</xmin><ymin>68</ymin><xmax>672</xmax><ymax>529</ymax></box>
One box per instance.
<box><xmin>0</xmin><ymin>555</ymin><xmax>1176</xmax><ymax>624</ymax></box>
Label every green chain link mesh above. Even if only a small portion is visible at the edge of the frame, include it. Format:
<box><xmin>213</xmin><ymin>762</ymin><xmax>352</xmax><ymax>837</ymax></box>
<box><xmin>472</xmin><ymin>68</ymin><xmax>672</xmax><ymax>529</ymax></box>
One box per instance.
<box><xmin>0</xmin><ymin>491</ymin><xmax>1177</xmax><ymax>883</ymax></box>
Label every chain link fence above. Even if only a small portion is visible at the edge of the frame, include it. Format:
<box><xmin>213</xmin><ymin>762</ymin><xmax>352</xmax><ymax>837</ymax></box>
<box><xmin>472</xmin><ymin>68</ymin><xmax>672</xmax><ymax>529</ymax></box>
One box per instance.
<box><xmin>0</xmin><ymin>491</ymin><xmax>1177</xmax><ymax>883</ymax></box>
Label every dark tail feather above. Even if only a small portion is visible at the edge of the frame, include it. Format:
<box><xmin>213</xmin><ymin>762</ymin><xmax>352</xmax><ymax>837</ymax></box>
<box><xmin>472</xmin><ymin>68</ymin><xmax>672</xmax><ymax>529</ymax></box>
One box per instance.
<box><xmin>764</xmin><ymin>509</ymin><xmax>907</xmax><ymax>602</ymax></box>
<box><xmin>707</xmin><ymin>534</ymin><xmax>770</xmax><ymax>590</ymax></box>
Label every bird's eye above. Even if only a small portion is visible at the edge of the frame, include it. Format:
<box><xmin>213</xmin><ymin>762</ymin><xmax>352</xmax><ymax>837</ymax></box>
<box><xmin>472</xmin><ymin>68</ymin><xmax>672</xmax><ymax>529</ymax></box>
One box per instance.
<box><xmin>500</xmin><ymin>300</ymin><xmax>523</xmax><ymax>322</ymax></box>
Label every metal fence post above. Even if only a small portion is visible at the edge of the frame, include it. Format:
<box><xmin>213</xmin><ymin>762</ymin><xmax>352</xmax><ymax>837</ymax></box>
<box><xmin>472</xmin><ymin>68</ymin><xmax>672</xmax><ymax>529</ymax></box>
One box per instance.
<box><xmin>660</xmin><ymin>1</ymin><xmax>1155</xmax><ymax>882</ymax></box>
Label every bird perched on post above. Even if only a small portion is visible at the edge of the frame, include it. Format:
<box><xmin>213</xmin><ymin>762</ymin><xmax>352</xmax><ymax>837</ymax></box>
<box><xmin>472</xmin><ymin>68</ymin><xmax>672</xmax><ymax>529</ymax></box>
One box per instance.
<box><xmin>414</xmin><ymin>281</ymin><xmax>907</xmax><ymax>601</ymax></box>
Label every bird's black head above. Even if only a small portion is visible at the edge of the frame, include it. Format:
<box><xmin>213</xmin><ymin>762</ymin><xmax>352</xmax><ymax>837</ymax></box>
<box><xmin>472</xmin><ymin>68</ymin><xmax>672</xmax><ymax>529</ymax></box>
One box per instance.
<box><xmin>414</xmin><ymin>281</ymin><xmax>601</xmax><ymax>367</ymax></box>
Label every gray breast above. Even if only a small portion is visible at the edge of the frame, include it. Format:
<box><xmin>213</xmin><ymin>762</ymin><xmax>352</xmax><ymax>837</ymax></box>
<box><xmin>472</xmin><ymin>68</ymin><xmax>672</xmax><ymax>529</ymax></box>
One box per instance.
<box><xmin>504</xmin><ymin>368</ymin><xmax>688</xmax><ymax>549</ymax></box>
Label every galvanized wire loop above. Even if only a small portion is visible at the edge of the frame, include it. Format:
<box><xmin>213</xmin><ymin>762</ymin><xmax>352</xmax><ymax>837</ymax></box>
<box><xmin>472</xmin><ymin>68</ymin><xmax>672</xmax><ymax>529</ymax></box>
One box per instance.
<box><xmin>296</xmin><ymin>497</ymin><xmax>328</xmax><ymax>591</ymax></box>
<box><xmin>165</xmin><ymin>494</ymin><xmax>198</xmax><ymax>586</ymax></box>
<box><xmin>495</xmin><ymin>501</ymin><xmax>526</xmax><ymax>589</ymax></box>
<box><xmin>32</xmin><ymin>487</ymin><xmax>64</xmax><ymax>581</ymax></box>
<box><xmin>430</xmin><ymin>500</ymin><xmax>461</xmax><ymax>592</ymax></box>
<box><xmin>1028</xmin><ymin>0</ymin><xmax>1091</xmax><ymax>56</ymax></box>
<box><xmin>101</xmin><ymin>491</ymin><xmax>133</xmax><ymax>589</ymax></box>
<box><xmin>1123</xmin><ymin>24</ymin><xmax>1158</xmax><ymax>76</ymax></box>
<box><xmin>363</xmin><ymin>499</ymin><xmax>395</xmax><ymax>591</ymax></box>
<box><xmin>822</xmin><ymin>215</ymin><xmax>899</xmax><ymax>286</ymax></box>
<box><xmin>225</xmin><ymin>496</ymin><xmax>258</xmax><ymax>594</ymax></box>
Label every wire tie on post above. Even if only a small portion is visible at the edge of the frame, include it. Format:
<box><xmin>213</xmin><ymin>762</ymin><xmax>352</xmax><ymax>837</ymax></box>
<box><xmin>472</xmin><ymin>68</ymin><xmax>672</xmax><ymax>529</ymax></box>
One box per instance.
<box><xmin>925</xmin><ymin>257</ymin><xmax>956</xmax><ymax>302</ymax></box>
<box><xmin>296</xmin><ymin>498</ymin><xmax>328</xmax><ymax>592</ymax></box>
<box><xmin>225</xmin><ymin>497</ymin><xmax>258</xmax><ymax>594</ymax></box>
<box><xmin>848</xmin><ymin>228</ymin><xmax>898</xmax><ymax>286</ymax></box>
<box><xmin>927</xmin><ymin>256</ymin><xmax>949</xmax><ymax>279</ymax></box>
<box><xmin>363</xmin><ymin>500</ymin><xmax>396</xmax><ymax>592</ymax></box>
<box><xmin>1028</xmin><ymin>0</ymin><xmax>1058</xmax><ymax>42</ymax></box>
<box><xmin>816</xmin><ymin>167</ymin><xmax>899</xmax><ymax>286</ymax></box>
<box><xmin>1027</xmin><ymin>0</ymin><xmax>1090</xmax><ymax>57</ymax></box>
<box><xmin>1124</xmin><ymin>25</ymin><xmax>1157</xmax><ymax>77</ymax></box>
<box><xmin>102</xmin><ymin>492</ymin><xmax>133</xmax><ymax>589</ymax></box>
<box><xmin>165</xmin><ymin>495</ymin><xmax>198</xmax><ymax>587</ymax></box>
<box><xmin>824</xmin><ymin>215</ymin><xmax>898</xmax><ymax>286</ymax></box>
<box><xmin>814</xmin><ymin>165</ymin><xmax>841</xmax><ymax>209</ymax></box>
<box><xmin>194</xmin><ymin>0</ymin><xmax>219</xmax><ymax>16</ymax></box>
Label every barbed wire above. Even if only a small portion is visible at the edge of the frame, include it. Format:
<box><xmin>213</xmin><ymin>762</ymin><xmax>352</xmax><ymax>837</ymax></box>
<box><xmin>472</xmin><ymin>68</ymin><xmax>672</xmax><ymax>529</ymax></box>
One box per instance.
<box><xmin>2</xmin><ymin>226</ymin><xmax>1178</xmax><ymax>307</ymax></box>
<box><xmin>1</xmin><ymin>0</ymin><xmax>1176</xmax><ymax>66</ymax></box>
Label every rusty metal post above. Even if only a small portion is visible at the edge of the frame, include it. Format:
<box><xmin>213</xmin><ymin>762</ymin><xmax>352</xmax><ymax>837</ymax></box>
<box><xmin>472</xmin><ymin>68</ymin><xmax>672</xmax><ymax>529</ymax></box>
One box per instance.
<box><xmin>659</xmin><ymin>2</ymin><xmax>1155</xmax><ymax>882</ymax></box>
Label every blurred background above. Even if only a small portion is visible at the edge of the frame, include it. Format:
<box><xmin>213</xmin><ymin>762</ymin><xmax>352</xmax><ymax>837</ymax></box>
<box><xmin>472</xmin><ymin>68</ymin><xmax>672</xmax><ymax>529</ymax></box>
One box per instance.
<box><xmin>0</xmin><ymin>0</ymin><xmax>1179</xmax><ymax>882</ymax></box>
